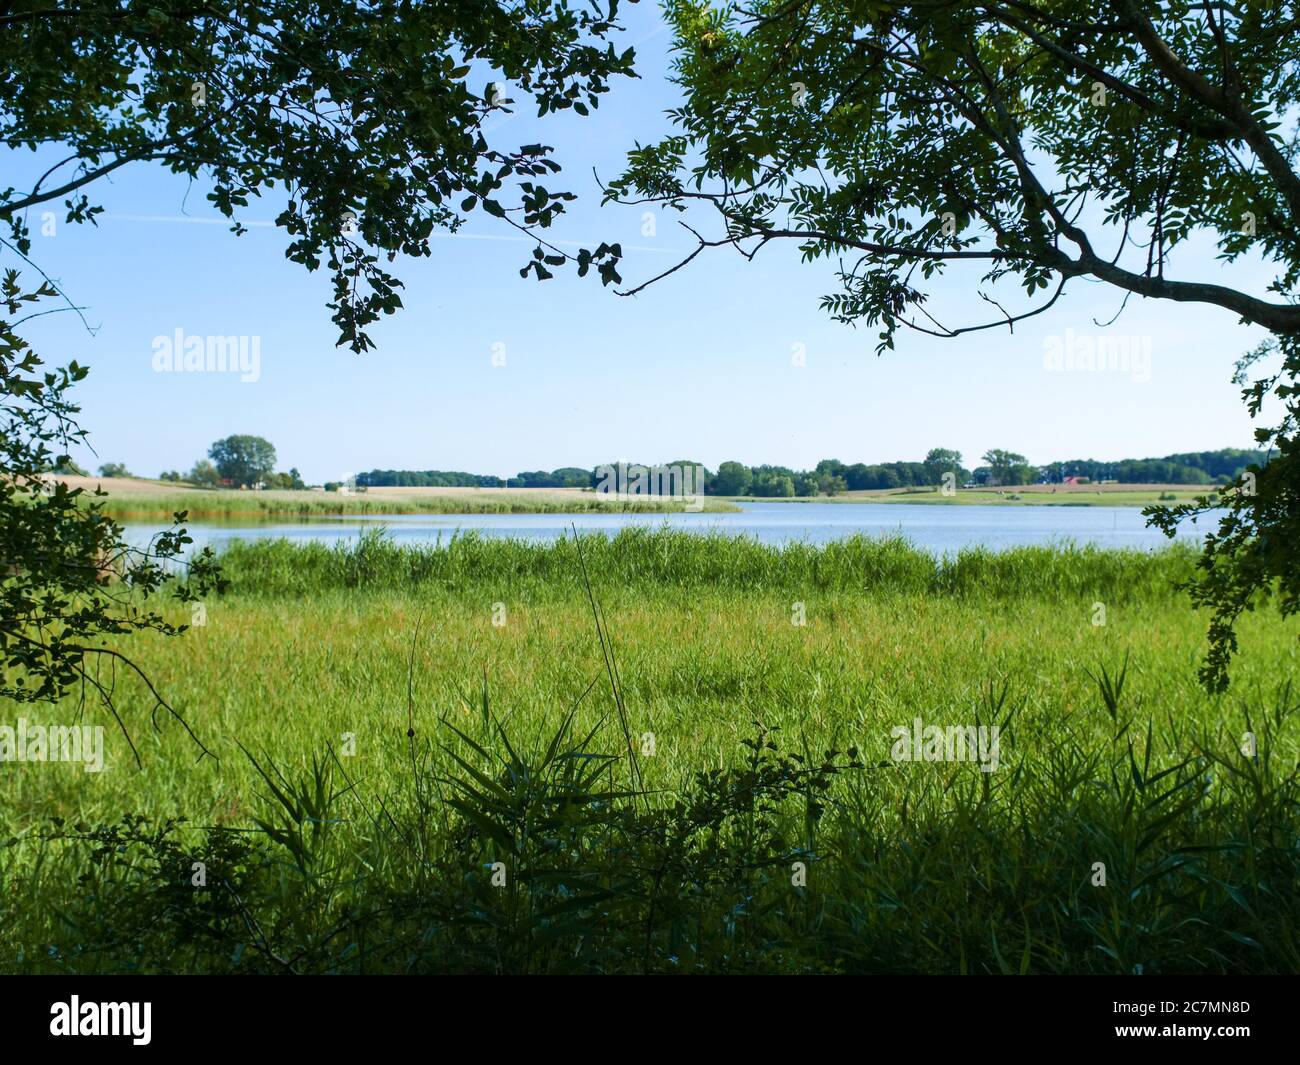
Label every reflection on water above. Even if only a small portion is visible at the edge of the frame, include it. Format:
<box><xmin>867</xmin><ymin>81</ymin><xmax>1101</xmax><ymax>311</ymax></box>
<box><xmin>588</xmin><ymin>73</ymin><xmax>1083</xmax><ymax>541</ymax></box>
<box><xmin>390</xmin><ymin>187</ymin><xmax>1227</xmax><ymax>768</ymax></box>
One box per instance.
<box><xmin>123</xmin><ymin>500</ymin><xmax>1217</xmax><ymax>557</ymax></box>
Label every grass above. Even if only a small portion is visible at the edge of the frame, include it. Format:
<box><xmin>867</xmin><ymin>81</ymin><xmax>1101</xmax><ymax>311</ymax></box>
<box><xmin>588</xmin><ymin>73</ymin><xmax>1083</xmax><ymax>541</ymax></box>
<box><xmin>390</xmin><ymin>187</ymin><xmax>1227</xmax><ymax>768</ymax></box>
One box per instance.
<box><xmin>213</xmin><ymin>526</ymin><xmax>1202</xmax><ymax>600</ymax></box>
<box><xmin>81</xmin><ymin>487</ymin><xmax>739</xmax><ymax>519</ymax></box>
<box><xmin>2</xmin><ymin>530</ymin><xmax>1298</xmax><ymax>973</ymax></box>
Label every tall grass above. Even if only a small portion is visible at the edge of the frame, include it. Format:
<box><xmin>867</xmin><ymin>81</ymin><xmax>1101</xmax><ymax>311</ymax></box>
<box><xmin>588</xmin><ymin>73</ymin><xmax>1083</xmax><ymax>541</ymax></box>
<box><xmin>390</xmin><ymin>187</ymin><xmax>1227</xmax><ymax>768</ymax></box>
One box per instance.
<box><xmin>1</xmin><ymin>532</ymin><xmax>1295</xmax><ymax>974</ymax></box>
<box><xmin>92</xmin><ymin>490</ymin><xmax>738</xmax><ymax>519</ymax></box>
<box><xmin>5</xmin><ymin>622</ymin><xmax>1297</xmax><ymax>974</ymax></box>
<box><xmin>215</xmin><ymin>525</ymin><xmax>1201</xmax><ymax>601</ymax></box>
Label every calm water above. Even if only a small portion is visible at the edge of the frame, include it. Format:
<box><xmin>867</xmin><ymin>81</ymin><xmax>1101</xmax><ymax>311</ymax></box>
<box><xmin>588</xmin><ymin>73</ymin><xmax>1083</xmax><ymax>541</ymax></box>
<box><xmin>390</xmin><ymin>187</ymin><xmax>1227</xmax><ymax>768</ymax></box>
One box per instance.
<box><xmin>127</xmin><ymin>501</ymin><xmax>1216</xmax><ymax>556</ymax></box>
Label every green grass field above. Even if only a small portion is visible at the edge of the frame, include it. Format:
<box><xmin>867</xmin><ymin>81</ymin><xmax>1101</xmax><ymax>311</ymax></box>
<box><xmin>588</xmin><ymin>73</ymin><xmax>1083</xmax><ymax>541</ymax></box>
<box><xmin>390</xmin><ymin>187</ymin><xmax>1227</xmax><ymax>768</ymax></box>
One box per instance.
<box><xmin>3</xmin><ymin>530</ymin><xmax>1298</xmax><ymax>973</ymax></box>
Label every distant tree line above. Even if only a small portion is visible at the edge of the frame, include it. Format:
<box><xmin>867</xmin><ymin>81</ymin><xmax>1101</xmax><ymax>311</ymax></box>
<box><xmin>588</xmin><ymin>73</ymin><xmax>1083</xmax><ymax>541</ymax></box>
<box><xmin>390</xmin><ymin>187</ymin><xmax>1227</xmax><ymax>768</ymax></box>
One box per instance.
<box><xmin>1044</xmin><ymin>449</ymin><xmax>1263</xmax><ymax>486</ymax></box>
<box><xmin>356</xmin><ymin>469</ymin><xmax>503</xmax><ymax>488</ymax></box>
<box><xmin>48</xmin><ymin>445</ymin><xmax>1266</xmax><ymax>495</ymax></box>
<box><xmin>728</xmin><ymin>448</ymin><xmax>1265</xmax><ymax>492</ymax></box>
<box><xmin>356</xmin><ymin>467</ymin><xmax>592</xmax><ymax>489</ymax></box>
<box><xmin>353</xmin><ymin>448</ymin><xmax>1264</xmax><ymax>496</ymax></box>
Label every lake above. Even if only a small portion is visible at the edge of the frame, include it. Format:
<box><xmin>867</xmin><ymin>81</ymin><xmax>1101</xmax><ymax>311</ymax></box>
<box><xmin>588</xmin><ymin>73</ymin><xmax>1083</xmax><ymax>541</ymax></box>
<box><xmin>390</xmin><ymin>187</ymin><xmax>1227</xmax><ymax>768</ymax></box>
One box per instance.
<box><xmin>126</xmin><ymin>500</ymin><xmax>1217</xmax><ymax>556</ymax></box>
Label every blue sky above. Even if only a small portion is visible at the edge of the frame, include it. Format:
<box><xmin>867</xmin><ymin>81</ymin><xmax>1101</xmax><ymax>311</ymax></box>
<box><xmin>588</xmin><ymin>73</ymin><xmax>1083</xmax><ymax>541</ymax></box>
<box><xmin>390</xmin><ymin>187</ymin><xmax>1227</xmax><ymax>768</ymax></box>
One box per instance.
<box><xmin>13</xmin><ymin>5</ymin><xmax>1277</xmax><ymax>484</ymax></box>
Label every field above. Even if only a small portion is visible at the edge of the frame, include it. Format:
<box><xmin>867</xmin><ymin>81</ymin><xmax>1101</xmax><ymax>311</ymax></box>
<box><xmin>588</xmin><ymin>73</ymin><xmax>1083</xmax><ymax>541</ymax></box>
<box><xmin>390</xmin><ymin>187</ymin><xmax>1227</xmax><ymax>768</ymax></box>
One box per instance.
<box><xmin>56</xmin><ymin>477</ymin><xmax>738</xmax><ymax>518</ymax></box>
<box><xmin>3</xmin><ymin>530</ymin><xmax>1298</xmax><ymax>974</ymax></box>
<box><xmin>736</xmin><ymin>483</ymin><xmax>1218</xmax><ymax>507</ymax></box>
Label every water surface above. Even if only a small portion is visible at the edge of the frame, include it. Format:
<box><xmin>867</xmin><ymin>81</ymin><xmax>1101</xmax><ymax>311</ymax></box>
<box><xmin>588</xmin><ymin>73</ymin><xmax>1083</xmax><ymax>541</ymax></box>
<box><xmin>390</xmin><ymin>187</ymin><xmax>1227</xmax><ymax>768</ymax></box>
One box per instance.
<box><xmin>126</xmin><ymin>500</ymin><xmax>1216</xmax><ymax>556</ymax></box>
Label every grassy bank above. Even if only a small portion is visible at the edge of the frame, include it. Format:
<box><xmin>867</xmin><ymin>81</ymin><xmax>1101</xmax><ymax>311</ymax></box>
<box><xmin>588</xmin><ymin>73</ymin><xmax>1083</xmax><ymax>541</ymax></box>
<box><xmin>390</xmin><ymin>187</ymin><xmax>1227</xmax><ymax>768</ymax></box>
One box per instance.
<box><xmin>736</xmin><ymin>484</ymin><xmax>1217</xmax><ymax>507</ymax></box>
<box><xmin>64</xmin><ymin>476</ymin><xmax>1203</xmax><ymax>516</ymax></box>
<box><xmin>79</xmin><ymin>486</ymin><xmax>739</xmax><ymax>519</ymax></box>
<box><xmin>2</xmin><ymin>531</ymin><xmax>1297</xmax><ymax>974</ymax></box>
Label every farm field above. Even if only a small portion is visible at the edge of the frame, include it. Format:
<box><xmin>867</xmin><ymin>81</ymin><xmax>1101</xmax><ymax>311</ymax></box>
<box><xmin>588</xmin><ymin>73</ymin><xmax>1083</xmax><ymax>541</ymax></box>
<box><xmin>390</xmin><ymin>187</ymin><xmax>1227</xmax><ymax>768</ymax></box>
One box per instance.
<box><xmin>3</xmin><ymin>530</ymin><xmax>1297</xmax><ymax>974</ymax></box>
<box><xmin>733</xmin><ymin>484</ymin><xmax>1221</xmax><ymax>507</ymax></box>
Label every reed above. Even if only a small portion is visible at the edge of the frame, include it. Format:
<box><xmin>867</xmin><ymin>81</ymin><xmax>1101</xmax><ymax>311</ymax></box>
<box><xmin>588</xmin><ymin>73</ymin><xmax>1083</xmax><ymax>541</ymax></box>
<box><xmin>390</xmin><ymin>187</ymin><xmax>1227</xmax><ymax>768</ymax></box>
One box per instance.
<box><xmin>89</xmin><ymin>489</ymin><xmax>739</xmax><ymax>519</ymax></box>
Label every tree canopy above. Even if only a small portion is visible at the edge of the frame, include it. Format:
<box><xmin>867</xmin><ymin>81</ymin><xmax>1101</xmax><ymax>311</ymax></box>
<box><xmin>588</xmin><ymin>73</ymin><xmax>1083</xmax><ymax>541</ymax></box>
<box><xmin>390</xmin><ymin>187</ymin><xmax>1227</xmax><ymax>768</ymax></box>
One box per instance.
<box><xmin>607</xmin><ymin>1</ymin><xmax>1300</xmax><ymax>343</ymax></box>
<box><xmin>2</xmin><ymin>0</ymin><xmax>636</xmax><ymax>350</ymax></box>
<box><xmin>208</xmin><ymin>434</ymin><xmax>277</xmax><ymax>487</ymax></box>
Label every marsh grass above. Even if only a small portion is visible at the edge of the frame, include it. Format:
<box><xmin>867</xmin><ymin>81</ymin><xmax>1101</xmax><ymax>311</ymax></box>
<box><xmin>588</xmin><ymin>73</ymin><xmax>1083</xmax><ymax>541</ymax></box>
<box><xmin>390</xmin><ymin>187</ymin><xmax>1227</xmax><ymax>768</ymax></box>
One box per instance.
<box><xmin>1</xmin><ymin>530</ymin><xmax>1297</xmax><ymax>973</ymax></box>
<box><xmin>89</xmin><ymin>490</ymin><xmax>738</xmax><ymax>520</ymax></box>
<box><xmin>214</xmin><ymin>526</ymin><xmax>1201</xmax><ymax>601</ymax></box>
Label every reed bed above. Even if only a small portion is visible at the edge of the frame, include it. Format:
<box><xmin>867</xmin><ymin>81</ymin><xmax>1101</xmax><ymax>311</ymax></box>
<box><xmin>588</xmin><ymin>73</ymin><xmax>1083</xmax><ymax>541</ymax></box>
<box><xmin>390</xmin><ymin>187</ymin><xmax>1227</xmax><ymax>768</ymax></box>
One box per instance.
<box><xmin>86</xmin><ymin>488</ymin><xmax>737</xmax><ymax>519</ymax></box>
<box><xmin>215</xmin><ymin>525</ymin><xmax>1202</xmax><ymax>601</ymax></box>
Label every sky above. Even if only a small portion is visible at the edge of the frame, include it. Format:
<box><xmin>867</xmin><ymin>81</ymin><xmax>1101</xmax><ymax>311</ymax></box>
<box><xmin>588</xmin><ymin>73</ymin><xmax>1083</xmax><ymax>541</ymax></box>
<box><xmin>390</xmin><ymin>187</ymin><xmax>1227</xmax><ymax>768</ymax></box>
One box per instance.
<box><xmin>11</xmin><ymin>6</ymin><xmax>1281</xmax><ymax>485</ymax></box>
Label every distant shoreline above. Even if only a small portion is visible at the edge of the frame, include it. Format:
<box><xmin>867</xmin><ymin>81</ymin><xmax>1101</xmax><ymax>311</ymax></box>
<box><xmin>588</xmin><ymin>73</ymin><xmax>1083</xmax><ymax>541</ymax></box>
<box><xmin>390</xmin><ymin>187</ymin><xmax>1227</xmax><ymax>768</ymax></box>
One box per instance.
<box><xmin>728</xmin><ymin>483</ymin><xmax>1217</xmax><ymax>508</ymax></box>
<box><xmin>53</xmin><ymin>475</ymin><xmax>1216</xmax><ymax>516</ymax></box>
<box><xmin>55</xmin><ymin>477</ymin><xmax>739</xmax><ymax>518</ymax></box>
